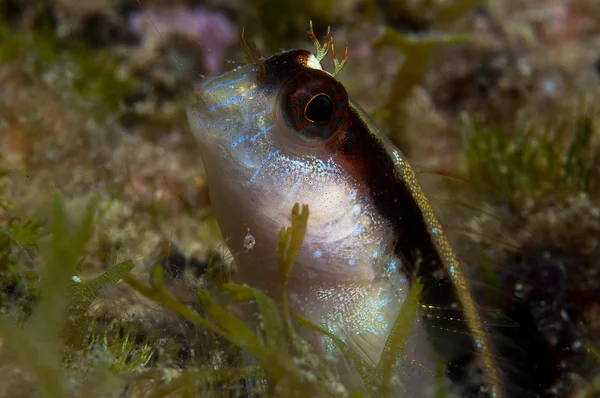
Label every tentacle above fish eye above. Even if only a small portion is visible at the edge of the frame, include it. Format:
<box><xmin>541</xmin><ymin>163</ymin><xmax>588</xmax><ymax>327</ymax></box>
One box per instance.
<box><xmin>279</xmin><ymin>68</ymin><xmax>349</xmax><ymax>145</ymax></box>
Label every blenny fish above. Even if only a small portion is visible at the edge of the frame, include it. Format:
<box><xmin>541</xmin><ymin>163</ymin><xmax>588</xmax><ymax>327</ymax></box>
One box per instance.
<box><xmin>187</xmin><ymin>26</ymin><xmax>503</xmax><ymax>397</ymax></box>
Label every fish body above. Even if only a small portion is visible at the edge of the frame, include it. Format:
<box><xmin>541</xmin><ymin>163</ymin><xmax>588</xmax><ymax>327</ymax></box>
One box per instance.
<box><xmin>188</xmin><ymin>49</ymin><xmax>502</xmax><ymax>397</ymax></box>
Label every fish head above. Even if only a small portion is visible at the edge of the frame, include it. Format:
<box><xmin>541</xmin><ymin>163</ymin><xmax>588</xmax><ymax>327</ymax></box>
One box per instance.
<box><xmin>187</xmin><ymin>49</ymin><xmax>394</xmax><ymax>293</ymax></box>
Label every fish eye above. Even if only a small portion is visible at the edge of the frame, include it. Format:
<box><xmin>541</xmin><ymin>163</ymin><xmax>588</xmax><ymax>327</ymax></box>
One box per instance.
<box><xmin>305</xmin><ymin>94</ymin><xmax>333</xmax><ymax>123</ymax></box>
<box><xmin>279</xmin><ymin>69</ymin><xmax>348</xmax><ymax>145</ymax></box>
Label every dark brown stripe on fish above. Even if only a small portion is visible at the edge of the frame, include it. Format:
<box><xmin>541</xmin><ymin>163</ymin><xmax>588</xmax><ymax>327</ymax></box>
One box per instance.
<box><xmin>256</xmin><ymin>49</ymin><xmax>314</xmax><ymax>87</ymax></box>
<box><xmin>336</xmin><ymin>105</ymin><xmax>503</xmax><ymax>397</ymax></box>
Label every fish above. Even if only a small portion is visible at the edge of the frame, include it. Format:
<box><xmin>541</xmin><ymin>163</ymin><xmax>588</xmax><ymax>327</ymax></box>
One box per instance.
<box><xmin>187</xmin><ymin>25</ymin><xmax>504</xmax><ymax>397</ymax></box>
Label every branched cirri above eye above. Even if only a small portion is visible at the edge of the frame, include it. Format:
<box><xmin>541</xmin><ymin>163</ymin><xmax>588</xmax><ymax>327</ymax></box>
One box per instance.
<box><xmin>308</xmin><ymin>20</ymin><xmax>348</xmax><ymax>77</ymax></box>
<box><xmin>305</xmin><ymin>94</ymin><xmax>333</xmax><ymax>124</ymax></box>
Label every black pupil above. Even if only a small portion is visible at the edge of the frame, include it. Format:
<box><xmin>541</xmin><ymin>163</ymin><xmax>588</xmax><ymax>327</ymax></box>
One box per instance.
<box><xmin>305</xmin><ymin>94</ymin><xmax>333</xmax><ymax>123</ymax></box>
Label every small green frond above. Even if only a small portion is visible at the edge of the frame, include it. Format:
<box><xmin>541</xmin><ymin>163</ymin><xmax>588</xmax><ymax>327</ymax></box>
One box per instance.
<box><xmin>197</xmin><ymin>288</ymin><xmax>263</xmax><ymax>350</ymax></box>
<box><xmin>125</xmin><ymin>266</ymin><xmax>312</xmax><ymax>395</ymax></box>
<box><xmin>587</xmin><ymin>345</ymin><xmax>600</xmax><ymax>365</ymax></box>
<box><xmin>279</xmin><ymin>203</ymin><xmax>309</xmax><ymax>287</ymax></box>
<box><xmin>279</xmin><ymin>203</ymin><xmax>309</xmax><ymax>334</ymax></box>
<box><xmin>125</xmin><ymin>265</ymin><xmax>269</xmax><ymax>364</ymax></box>
<box><xmin>0</xmin><ymin>196</ymin><xmax>45</xmax><ymax>313</ymax></box>
<box><xmin>66</xmin><ymin>260</ymin><xmax>135</xmax><ymax>347</ymax></box>
<box><xmin>372</xmin><ymin>27</ymin><xmax>470</xmax><ymax>116</ymax></box>
<box><xmin>123</xmin><ymin>265</ymin><xmax>217</xmax><ymax>334</ymax></box>
<box><xmin>377</xmin><ymin>278</ymin><xmax>423</xmax><ymax>397</ymax></box>
<box><xmin>435</xmin><ymin>362</ymin><xmax>448</xmax><ymax>398</ymax></box>
<box><xmin>223</xmin><ymin>283</ymin><xmax>287</xmax><ymax>352</ymax></box>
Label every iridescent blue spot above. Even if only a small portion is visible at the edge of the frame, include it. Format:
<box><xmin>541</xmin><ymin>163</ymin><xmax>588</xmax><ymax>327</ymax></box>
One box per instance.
<box><xmin>372</xmin><ymin>251</ymin><xmax>379</xmax><ymax>259</ymax></box>
<box><xmin>377</xmin><ymin>315</ymin><xmax>384</xmax><ymax>322</ymax></box>
<box><xmin>348</xmin><ymin>259</ymin><xmax>356</xmax><ymax>266</ymax></box>
<box><xmin>197</xmin><ymin>74</ymin><xmax>221</xmax><ymax>89</ymax></box>
<box><xmin>431</xmin><ymin>227</ymin><xmax>439</xmax><ymax>234</ymax></box>
<box><xmin>231</xmin><ymin>135</ymin><xmax>247</xmax><ymax>148</ymax></box>
<box><xmin>250</xmin><ymin>125</ymin><xmax>274</xmax><ymax>142</ymax></box>
<box><xmin>314</xmin><ymin>251</ymin><xmax>322</xmax><ymax>258</ymax></box>
<box><xmin>204</xmin><ymin>73</ymin><xmax>251</xmax><ymax>92</ymax></box>
<box><xmin>450</xmin><ymin>265</ymin><xmax>455</xmax><ymax>275</ymax></box>
<box><xmin>352</xmin><ymin>225</ymin><xmax>364</xmax><ymax>236</ymax></box>
<box><xmin>364</xmin><ymin>195</ymin><xmax>370</xmax><ymax>202</ymax></box>
<box><xmin>386</xmin><ymin>218</ymin><xmax>392</xmax><ymax>227</ymax></box>
<box><xmin>387</xmin><ymin>261</ymin><xmax>397</xmax><ymax>273</ymax></box>
<box><xmin>376</xmin><ymin>298</ymin><xmax>389</xmax><ymax>310</ymax></box>
<box><xmin>209</xmin><ymin>94</ymin><xmax>247</xmax><ymax>112</ymax></box>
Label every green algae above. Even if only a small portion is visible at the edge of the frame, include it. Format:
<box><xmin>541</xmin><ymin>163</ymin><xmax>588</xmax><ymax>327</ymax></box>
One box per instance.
<box><xmin>65</xmin><ymin>260</ymin><xmax>135</xmax><ymax>348</ymax></box>
<box><xmin>0</xmin><ymin>197</ymin><xmax>95</xmax><ymax>398</ymax></box>
<box><xmin>0</xmin><ymin>173</ymin><xmax>46</xmax><ymax>321</ymax></box>
<box><xmin>83</xmin><ymin>321</ymin><xmax>155</xmax><ymax>373</ymax></box>
<box><xmin>465</xmin><ymin>113</ymin><xmax>599</xmax><ymax>208</ymax></box>
<box><xmin>373</xmin><ymin>29</ymin><xmax>470</xmax><ymax>117</ymax></box>
<box><xmin>371</xmin><ymin>1</ymin><xmax>475</xmax><ymax>143</ymax></box>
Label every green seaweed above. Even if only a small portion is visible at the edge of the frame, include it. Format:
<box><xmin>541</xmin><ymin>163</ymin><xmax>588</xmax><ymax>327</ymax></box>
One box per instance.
<box><xmin>278</xmin><ymin>203</ymin><xmax>309</xmax><ymax>334</ymax></box>
<box><xmin>373</xmin><ymin>28</ymin><xmax>470</xmax><ymax>117</ymax></box>
<box><xmin>435</xmin><ymin>362</ymin><xmax>447</xmax><ymax>398</ymax></box>
<box><xmin>371</xmin><ymin>1</ymin><xmax>475</xmax><ymax>132</ymax></box>
<box><xmin>84</xmin><ymin>321</ymin><xmax>154</xmax><ymax>373</ymax></box>
<box><xmin>588</xmin><ymin>345</ymin><xmax>600</xmax><ymax>365</ymax></box>
<box><xmin>465</xmin><ymin>114</ymin><xmax>600</xmax><ymax>207</ymax></box>
<box><xmin>65</xmin><ymin>260</ymin><xmax>135</xmax><ymax>348</ymax></box>
<box><xmin>0</xmin><ymin>213</ymin><xmax>44</xmax><ymax>315</ymax></box>
<box><xmin>377</xmin><ymin>278</ymin><xmax>423</xmax><ymax>397</ymax></box>
<box><xmin>0</xmin><ymin>173</ymin><xmax>44</xmax><ymax>313</ymax></box>
<box><xmin>224</xmin><ymin>283</ymin><xmax>287</xmax><ymax>352</ymax></box>
<box><xmin>0</xmin><ymin>196</ymin><xmax>95</xmax><ymax>398</ymax></box>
